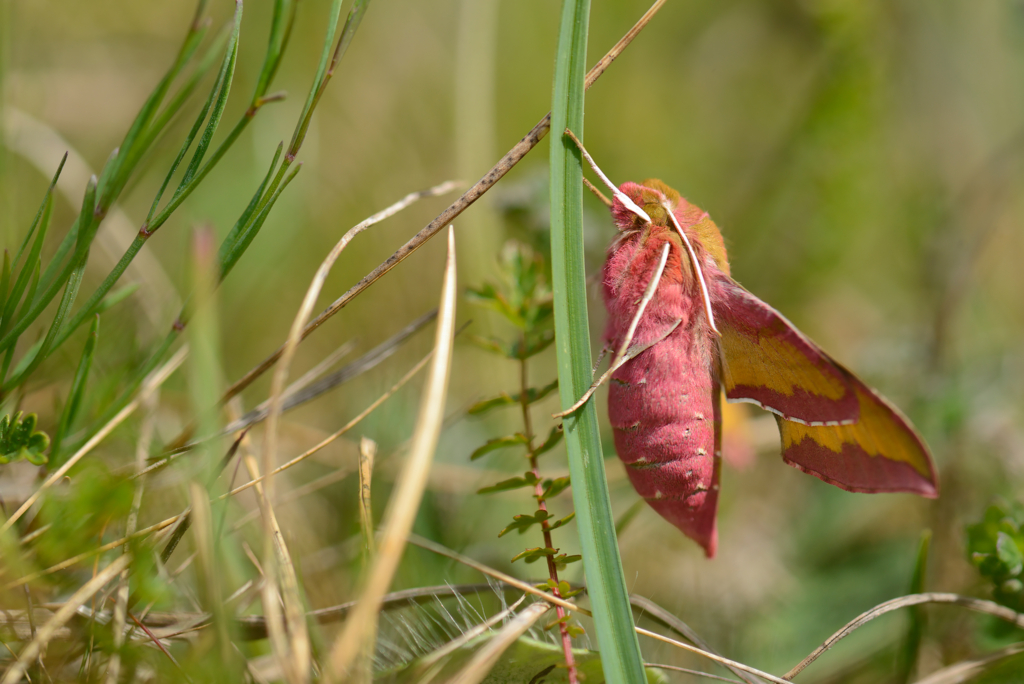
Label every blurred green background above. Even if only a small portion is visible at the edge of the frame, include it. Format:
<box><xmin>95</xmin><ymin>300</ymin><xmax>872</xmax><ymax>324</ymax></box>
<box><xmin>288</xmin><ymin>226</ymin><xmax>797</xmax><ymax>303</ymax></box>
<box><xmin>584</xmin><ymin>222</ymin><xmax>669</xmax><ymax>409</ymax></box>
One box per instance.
<box><xmin>2</xmin><ymin>0</ymin><xmax>1024</xmax><ymax>680</ymax></box>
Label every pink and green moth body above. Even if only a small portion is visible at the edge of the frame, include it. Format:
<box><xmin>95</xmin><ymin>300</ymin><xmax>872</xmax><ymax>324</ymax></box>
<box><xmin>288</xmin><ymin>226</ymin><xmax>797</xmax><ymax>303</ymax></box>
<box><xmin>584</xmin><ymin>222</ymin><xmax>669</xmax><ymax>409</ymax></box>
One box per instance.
<box><xmin>601</xmin><ymin>179</ymin><xmax>939</xmax><ymax>558</ymax></box>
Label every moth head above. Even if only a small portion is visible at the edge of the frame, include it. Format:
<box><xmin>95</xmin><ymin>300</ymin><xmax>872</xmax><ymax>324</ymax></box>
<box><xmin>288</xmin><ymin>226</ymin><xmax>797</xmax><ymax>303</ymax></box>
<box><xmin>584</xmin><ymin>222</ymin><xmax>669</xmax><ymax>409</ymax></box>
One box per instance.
<box><xmin>612</xmin><ymin>179</ymin><xmax>730</xmax><ymax>276</ymax></box>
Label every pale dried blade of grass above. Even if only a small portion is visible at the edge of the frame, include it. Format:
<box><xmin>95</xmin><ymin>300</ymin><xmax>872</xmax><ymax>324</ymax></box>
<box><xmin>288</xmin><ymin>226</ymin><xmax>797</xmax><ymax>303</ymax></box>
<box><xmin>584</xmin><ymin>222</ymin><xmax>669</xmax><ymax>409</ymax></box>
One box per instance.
<box><xmin>219</xmin><ymin>1</ymin><xmax>668</xmax><ymax>403</ymax></box>
<box><xmin>447</xmin><ymin>602</ymin><xmax>551</xmax><ymax>684</ymax></box>
<box><xmin>0</xmin><ymin>345</ymin><xmax>188</xmax><ymax>535</ymax></box>
<box><xmin>354</xmin><ymin>436</ymin><xmax>378</xmax><ymax>683</ymax></box>
<box><xmin>912</xmin><ymin>642</ymin><xmax>1024</xmax><ymax>684</ymax></box>
<box><xmin>259</xmin><ymin>183</ymin><xmax>455</xmax><ymax>683</ymax></box>
<box><xmin>324</xmin><ymin>227</ymin><xmax>458</xmax><ymax>681</ymax></box>
<box><xmin>784</xmin><ymin>593</ymin><xmax>1024</xmax><ymax>680</ymax></box>
<box><xmin>1</xmin><ymin>554</ymin><xmax>131</xmax><ymax>684</ymax></box>
<box><xmin>358</xmin><ymin>437</ymin><xmax>377</xmax><ymax>557</ymax></box>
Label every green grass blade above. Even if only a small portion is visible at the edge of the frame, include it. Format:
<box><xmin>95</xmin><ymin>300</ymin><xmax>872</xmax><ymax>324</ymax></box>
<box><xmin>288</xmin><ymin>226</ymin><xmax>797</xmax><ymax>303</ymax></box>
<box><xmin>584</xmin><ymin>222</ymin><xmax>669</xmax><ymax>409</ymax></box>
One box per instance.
<box><xmin>218</xmin><ymin>143</ymin><xmax>283</xmax><ymax>267</ymax></box>
<box><xmin>0</xmin><ymin>252</ymin><xmax>10</xmax><ymax>322</ymax></box>
<box><xmin>97</xmin><ymin>5</ymin><xmax>210</xmax><ymax>207</ymax></box>
<box><xmin>218</xmin><ymin>163</ymin><xmax>302</xmax><ymax>279</ymax></box>
<box><xmin>252</xmin><ymin>0</ymin><xmax>295</xmax><ymax>100</ymax></box>
<box><xmin>2</xmin><ymin>193</ymin><xmax>52</xmax><ymax>333</ymax></box>
<box><xmin>149</xmin><ymin>2</ymin><xmax>243</xmax><ymax>226</ymax></box>
<box><xmin>896</xmin><ymin>530</ymin><xmax>932</xmax><ymax>682</ymax></box>
<box><xmin>549</xmin><ymin>1</ymin><xmax>646</xmax><ymax>682</ymax></box>
<box><xmin>5</xmin><ymin>259</ymin><xmax>87</xmax><ymax>388</ymax></box>
<box><xmin>287</xmin><ymin>0</ymin><xmax>344</xmax><ymax>156</ymax></box>
<box><xmin>145</xmin><ymin>8</ymin><xmax>241</xmax><ymax>226</ymax></box>
<box><xmin>50</xmin><ymin>314</ymin><xmax>99</xmax><ymax>466</ymax></box>
<box><xmin>12</xmin><ymin>153</ymin><xmax>66</xmax><ymax>269</ymax></box>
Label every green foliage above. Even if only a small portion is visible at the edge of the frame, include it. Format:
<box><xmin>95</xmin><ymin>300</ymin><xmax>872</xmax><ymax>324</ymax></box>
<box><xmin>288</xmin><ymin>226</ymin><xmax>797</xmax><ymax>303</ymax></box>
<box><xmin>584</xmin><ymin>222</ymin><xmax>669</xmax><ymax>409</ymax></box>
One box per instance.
<box><xmin>35</xmin><ymin>462</ymin><xmax>134</xmax><ymax>568</ymax></box>
<box><xmin>968</xmin><ymin>501</ymin><xmax>1024</xmax><ymax>612</ymax></box>
<box><xmin>0</xmin><ymin>412</ymin><xmax>49</xmax><ymax>465</ymax></box>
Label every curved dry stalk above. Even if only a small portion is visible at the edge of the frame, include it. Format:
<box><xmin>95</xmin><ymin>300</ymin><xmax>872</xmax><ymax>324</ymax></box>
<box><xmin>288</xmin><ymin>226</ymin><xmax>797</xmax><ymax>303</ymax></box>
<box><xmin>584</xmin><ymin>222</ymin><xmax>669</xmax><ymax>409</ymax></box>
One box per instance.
<box><xmin>324</xmin><ymin>227</ymin><xmax>458</xmax><ymax>682</ymax></box>
<box><xmin>259</xmin><ymin>182</ymin><xmax>456</xmax><ymax>683</ymax></box>
<box><xmin>0</xmin><ymin>345</ymin><xmax>188</xmax><ymax>535</ymax></box>
<box><xmin>912</xmin><ymin>641</ymin><xmax>1024</xmax><ymax>684</ymax></box>
<box><xmin>447</xmin><ymin>602</ymin><xmax>552</xmax><ymax>684</ymax></box>
<box><xmin>784</xmin><ymin>592</ymin><xmax>1024</xmax><ymax>680</ymax></box>
<box><xmin>219</xmin><ymin>0</ymin><xmax>668</xmax><ymax>406</ymax></box>
<box><xmin>1</xmin><ymin>554</ymin><xmax>131</xmax><ymax>684</ymax></box>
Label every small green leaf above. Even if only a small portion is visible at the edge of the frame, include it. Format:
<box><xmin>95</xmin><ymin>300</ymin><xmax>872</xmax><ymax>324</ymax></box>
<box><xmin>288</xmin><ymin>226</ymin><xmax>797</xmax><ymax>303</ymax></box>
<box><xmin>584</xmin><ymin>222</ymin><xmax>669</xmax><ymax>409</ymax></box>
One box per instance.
<box><xmin>498</xmin><ymin>509</ymin><xmax>551</xmax><ymax>537</ymax></box>
<box><xmin>470</xmin><ymin>433</ymin><xmax>529</xmax><ymax>461</ymax></box>
<box><xmin>548</xmin><ymin>512</ymin><xmax>576</xmax><ymax>531</ymax></box>
<box><xmin>996</xmin><ymin>532</ymin><xmax>1023</xmax><ymax>577</ymax></box>
<box><xmin>531</xmin><ymin>425</ymin><xmax>564</xmax><ymax>459</ymax></box>
<box><xmin>511</xmin><ymin>546</ymin><xmax>557</xmax><ymax>564</ymax></box>
<box><xmin>539</xmin><ymin>476</ymin><xmax>570</xmax><ymax>500</ymax></box>
<box><xmin>553</xmin><ymin>553</ymin><xmax>582</xmax><ymax>571</ymax></box>
<box><xmin>566</xmin><ymin>624</ymin><xmax>585</xmax><ymax>638</ymax></box>
<box><xmin>469</xmin><ymin>379</ymin><xmax>559</xmax><ymax>416</ymax></box>
<box><xmin>0</xmin><ymin>412</ymin><xmax>50</xmax><ymax>465</ymax></box>
<box><xmin>477</xmin><ymin>471</ymin><xmax>539</xmax><ymax>495</ymax></box>
<box><xmin>468</xmin><ymin>392</ymin><xmax>516</xmax><ymax>415</ymax></box>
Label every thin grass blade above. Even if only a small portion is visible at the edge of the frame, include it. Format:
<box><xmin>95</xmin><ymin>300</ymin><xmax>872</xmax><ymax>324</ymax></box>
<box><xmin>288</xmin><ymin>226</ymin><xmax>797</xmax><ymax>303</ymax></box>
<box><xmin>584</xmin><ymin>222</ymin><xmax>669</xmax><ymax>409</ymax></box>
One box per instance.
<box><xmin>50</xmin><ymin>314</ymin><xmax>99</xmax><ymax>465</ymax></box>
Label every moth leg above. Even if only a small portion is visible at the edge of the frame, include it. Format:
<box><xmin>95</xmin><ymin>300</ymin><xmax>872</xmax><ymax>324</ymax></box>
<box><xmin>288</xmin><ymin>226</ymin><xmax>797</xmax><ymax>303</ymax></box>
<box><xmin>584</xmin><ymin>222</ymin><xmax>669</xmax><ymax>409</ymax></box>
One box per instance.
<box><xmin>553</xmin><ymin>243</ymin><xmax>671</xmax><ymax>419</ymax></box>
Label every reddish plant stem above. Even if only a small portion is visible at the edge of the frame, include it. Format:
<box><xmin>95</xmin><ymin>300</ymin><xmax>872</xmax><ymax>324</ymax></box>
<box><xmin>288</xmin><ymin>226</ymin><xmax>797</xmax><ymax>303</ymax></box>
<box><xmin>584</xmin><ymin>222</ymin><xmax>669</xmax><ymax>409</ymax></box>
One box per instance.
<box><xmin>519</xmin><ymin>349</ymin><xmax>578</xmax><ymax>684</ymax></box>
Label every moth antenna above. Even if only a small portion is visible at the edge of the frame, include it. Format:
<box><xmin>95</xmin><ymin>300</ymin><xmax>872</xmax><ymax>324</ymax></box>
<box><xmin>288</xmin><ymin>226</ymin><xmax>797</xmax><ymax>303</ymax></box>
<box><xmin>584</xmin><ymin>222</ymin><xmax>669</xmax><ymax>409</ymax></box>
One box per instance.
<box><xmin>583</xmin><ymin>177</ymin><xmax>613</xmax><ymax>207</ymax></box>
<box><xmin>563</xmin><ymin>128</ymin><xmax>652</xmax><ymax>224</ymax></box>
<box><xmin>554</xmin><ymin>243</ymin><xmax>671</xmax><ymax>419</ymax></box>
<box><xmin>667</xmin><ymin>206</ymin><xmax>720</xmax><ymax>336</ymax></box>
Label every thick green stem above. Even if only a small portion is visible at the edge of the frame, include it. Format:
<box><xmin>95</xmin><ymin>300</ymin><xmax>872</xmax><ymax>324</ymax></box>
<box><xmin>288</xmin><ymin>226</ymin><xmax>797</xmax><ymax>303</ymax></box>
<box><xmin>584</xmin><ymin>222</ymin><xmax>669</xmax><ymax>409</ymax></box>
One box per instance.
<box><xmin>549</xmin><ymin>0</ymin><xmax>645</xmax><ymax>681</ymax></box>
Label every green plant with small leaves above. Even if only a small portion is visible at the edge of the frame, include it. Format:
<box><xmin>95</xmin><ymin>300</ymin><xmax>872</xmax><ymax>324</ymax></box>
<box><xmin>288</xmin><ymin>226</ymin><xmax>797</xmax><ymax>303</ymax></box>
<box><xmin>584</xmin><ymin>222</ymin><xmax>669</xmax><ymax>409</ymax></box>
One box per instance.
<box><xmin>968</xmin><ymin>501</ymin><xmax>1024</xmax><ymax>613</ymax></box>
<box><xmin>0</xmin><ymin>412</ymin><xmax>49</xmax><ymax>465</ymax></box>
<box><xmin>467</xmin><ymin>241</ymin><xmax>584</xmax><ymax>678</ymax></box>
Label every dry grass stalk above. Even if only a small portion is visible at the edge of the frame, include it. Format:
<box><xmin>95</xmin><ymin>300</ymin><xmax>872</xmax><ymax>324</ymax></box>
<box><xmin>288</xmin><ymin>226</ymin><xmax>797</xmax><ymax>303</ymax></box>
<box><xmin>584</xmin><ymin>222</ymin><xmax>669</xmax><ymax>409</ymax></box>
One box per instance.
<box><xmin>324</xmin><ymin>227</ymin><xmax>458</xmax><ymax>681</ymax></box>
<box><xmin>358</xmin><ymin>436</ymin><xmax>377</xmax><ymax>557</ymax></box>
<box><xmin>785</xmin><ymin>592</ymin><xmax>1024</xmax><ymax>680</ymax></box>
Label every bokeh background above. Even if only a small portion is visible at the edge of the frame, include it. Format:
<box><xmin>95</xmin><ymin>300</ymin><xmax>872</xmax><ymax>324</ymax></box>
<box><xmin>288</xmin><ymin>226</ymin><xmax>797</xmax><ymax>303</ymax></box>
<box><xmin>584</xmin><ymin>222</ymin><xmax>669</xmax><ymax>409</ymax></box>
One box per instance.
<box><xmin>2</xmin><ymin>0</ymin><xmax>1024</xmax><ymax>680</ymax></box>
